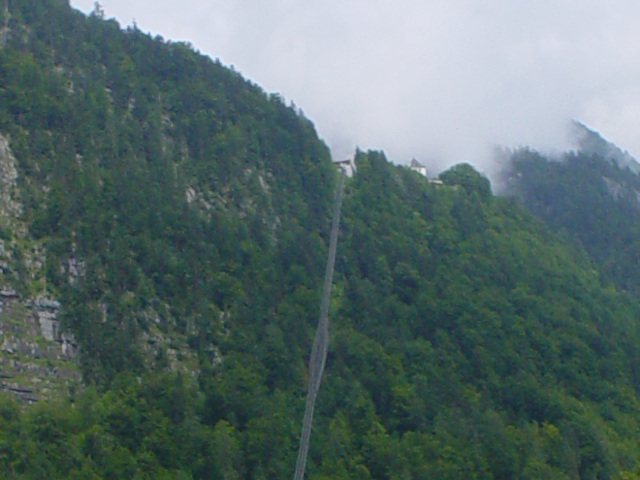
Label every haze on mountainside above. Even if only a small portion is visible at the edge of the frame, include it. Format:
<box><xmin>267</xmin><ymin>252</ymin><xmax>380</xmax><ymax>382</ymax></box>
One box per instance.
<box><xmin>6</xmin><ymin>2</ymin><xmax>640</xmax><ymax>478</ymax></box>
<box><xmin>71</xmin><ymin>0</ymin><xmax>640</xmax><ymax>172</ymax></box>
<box><xmin>499</xmin><ymin>121</ymin><xmax>640</xmax><ymax>297</ymax></box>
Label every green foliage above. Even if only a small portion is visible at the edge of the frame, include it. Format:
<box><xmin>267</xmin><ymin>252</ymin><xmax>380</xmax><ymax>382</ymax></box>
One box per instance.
<box><xmin>1</xmin><ymin>0</ymin><xmax>335</xmax><ymax>385</ymax></box>
<box><xmin>3</xmin><ymin>2</ymin><xmax>640</xmax><ymax>479</ymax></box>
<box><xmin>0</xmin><ymin>374</ymin><xmax>214</xmax><ymax>479</ymax></box>
<box><xmin>504</xmin><ymin>147</ymin><xmax>640</xmax><ymax>295</ymax></box>
<box><xmin>439</xmin><ymin>162</ymin><xmax>492</xmax><ymax>199</ymax></box>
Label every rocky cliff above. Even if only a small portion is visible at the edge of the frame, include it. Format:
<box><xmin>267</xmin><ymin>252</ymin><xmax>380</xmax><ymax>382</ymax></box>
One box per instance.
<box><xmin>0</xmin><ymin>134</ymin><xmax>79</xmax><ymax>402</ymax></box>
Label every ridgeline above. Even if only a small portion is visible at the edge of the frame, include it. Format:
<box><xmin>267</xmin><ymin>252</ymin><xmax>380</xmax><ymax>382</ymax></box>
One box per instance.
<box><xmin>2</xmin><ymin>1</ymin><xmax>640</xmax><ymax>479</ymax></box>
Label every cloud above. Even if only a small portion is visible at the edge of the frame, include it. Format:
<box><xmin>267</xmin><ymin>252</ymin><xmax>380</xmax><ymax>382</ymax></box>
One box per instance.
<box><xmin>73</xmin><ymin>0</ymin><xmax>640</xmax><ymax>173</ymax></box>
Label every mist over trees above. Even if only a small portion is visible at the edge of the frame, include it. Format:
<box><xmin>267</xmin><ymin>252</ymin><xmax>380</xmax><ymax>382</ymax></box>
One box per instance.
<box><xmin>503</xmin><ymin>142</ymin><xmax>640</xmax><ymax>296</ymax></box>
<box><xmin>2</xmin><ymin>1</ymin><xmax>640</xmax><ymax>479</ymax></box>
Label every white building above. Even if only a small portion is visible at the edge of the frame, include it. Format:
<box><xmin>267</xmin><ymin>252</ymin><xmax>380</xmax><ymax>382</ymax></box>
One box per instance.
<box><xmin>333</xmin><ymin>157</ymin><xmax>356</xmax><ymax>177</ymax></box>
<box><xmin>410</xmin><ymin>158</ymin><xmax>428</xmax><ymax>177</ymax></box>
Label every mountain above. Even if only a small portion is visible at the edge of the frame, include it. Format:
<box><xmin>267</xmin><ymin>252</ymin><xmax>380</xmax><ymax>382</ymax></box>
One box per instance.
<box><xmin>3</xmin><ymin>1</ymin><xmax>640</xmax><ymax>479</ymax></box>
<box><xmin>500</xmin><ymin>123</ymin><xmax>640</xmax><ymax>296</ymax></box>
<box><xmin>0</xmin><ymin>0</ymin><xmax>336</xmax><ymax>390</ymax></box>
<box><xmin>571</xmin><ymin>120</ymin><xmax>640</xmax><ymax>174</ymax></box>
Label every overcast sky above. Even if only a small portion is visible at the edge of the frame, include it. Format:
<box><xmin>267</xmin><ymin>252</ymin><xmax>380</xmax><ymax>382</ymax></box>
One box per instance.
<box><xmin>70</xmin><ymin>0</ymin><xmax>640</xmax><ymax>173</ymax></box>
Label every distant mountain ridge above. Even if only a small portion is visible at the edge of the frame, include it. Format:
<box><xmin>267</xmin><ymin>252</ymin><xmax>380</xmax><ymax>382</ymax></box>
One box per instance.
<box><xmin>503</xmin><ymin>121</ymin><xmax>640</xmax><ymax>295</ymax></box>
<box><xmin>571</xmin><ymin>120</ymin><xmax>640</xmax><ymax>174</ymax></box>
<box><xmin>4</xmin><ymin>1</ymin><xmax>640</xmax><ymax>479</ymax></box>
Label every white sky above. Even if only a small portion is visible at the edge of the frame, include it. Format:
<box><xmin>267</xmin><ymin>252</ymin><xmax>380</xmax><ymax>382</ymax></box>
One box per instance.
<box><xmin>70</xmin><ymin>0</ymin><xmax>640</xmax><ymax>173</ymax></box>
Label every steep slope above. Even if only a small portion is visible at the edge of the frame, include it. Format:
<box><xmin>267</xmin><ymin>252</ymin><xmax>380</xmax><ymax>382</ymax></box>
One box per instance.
<box><xmin>328</xmin><ymin>153</ymin><xmax>640</xmax><ymax>479</ymax></box>
<box><xmin>4</xmin><ymin>148</ymin><xmax>640</xmax><ymax>478</ymax></box>
<box><xmin>0</xmin><ymin>0</ymin><xmax>336</xmax><ymax>387</ymax></box>
<box><xmin>501</xmin><ymin>125</ymin><xmax>640</xmax><ymax>295</ymax></box>
<box><xmin>3</xmin><ymin>2</ymin><xmax>640</xmax><ymax>479</ymax></box>
<box><xmin>571</xmin><ymin>120</ymin><xmax>640</xmax><ymax>174</ymax></box>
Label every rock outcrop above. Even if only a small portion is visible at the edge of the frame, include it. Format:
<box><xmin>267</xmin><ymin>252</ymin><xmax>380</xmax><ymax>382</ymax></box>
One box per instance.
<box><xmin>0</xmin><ymin>134</ymin><xmax>80</xmax><ymax>402</ymax></box>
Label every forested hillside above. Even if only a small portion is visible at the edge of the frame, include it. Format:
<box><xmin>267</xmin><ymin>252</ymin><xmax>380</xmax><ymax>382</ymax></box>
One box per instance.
<box><xmin>0</xmin><ymin>0</ymin><xmax>336</xmax><ymax>388</ymax></box>
<box><xmin>3</xmin><ymin>1</ymin><xmax>640</xmax><ymax>479</ymax></box>
<box><xmin>501</xmin><ymin>124</ymin><xmax>640</xmax><ymax>296</ymax></box>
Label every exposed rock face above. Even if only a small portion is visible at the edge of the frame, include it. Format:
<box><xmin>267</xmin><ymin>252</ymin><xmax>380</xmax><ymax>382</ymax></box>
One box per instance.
<box><xmin>0</xmin><ymin>133</ymin><xmax>24</xmax><ymax>282</ymax></box>
<box><xmin>0</xmin><ymin>134</ymin><xmax>21</xmax><ymax>219</ymax></box>
<box><xmin>572</xmin><ymin>120</ymin><xmax>640</xmax><ymax>174</ymax></box>
<box><xmin>1</xmin><ymin>291</ymin><xmax>80</xmax><ymax>403</ymax></box>
<box><xmin>0</xmin><ymin>134</ymin><xmax>81</xmax><ymax>402</ymax></box>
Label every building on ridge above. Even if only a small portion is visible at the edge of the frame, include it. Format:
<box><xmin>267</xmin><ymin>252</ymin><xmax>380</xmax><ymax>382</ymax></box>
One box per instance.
<box><xmin>333</xmin><ymin>157</ymin><xmax>356</xmax><ymax>177</ymax></box>
<box><xmin>410</xmin><ymin>158</ymin><xmax>428</xmax><ymax>177</ymax></box>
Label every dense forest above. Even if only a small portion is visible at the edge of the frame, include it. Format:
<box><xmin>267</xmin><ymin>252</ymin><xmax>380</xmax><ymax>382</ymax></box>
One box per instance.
<box><xmin>3</xmin><ymin>1</ymin><xmax>640</xmax><ymax>479</ymax></box>
<box><xmin>501</xmin><ymin>126</ymin><xmax>640</xmax><ymax>296</ymax></box>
